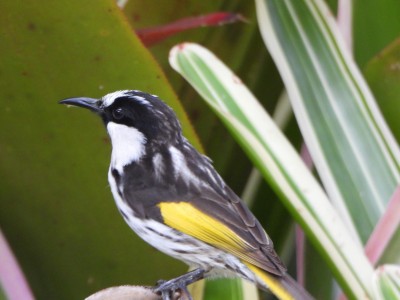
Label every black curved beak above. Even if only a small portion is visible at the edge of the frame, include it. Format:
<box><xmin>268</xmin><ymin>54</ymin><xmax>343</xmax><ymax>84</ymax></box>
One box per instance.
<box><xmin>59</xmin><ymin>97</ymin><xmax>102</xmax><ymax>113</ymax></box>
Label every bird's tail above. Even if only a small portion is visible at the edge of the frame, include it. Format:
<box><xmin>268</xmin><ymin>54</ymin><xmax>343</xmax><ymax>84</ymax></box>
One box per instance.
<box><xmin>246</xmin><ymin>264</ymin><xmax>314</xmax><ymax>300</ymax></box>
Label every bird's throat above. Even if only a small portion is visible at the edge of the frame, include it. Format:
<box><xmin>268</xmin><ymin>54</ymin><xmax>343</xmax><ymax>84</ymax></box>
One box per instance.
<box><xmin>107</xmin><ymin>122</ymin><xmax>147</xmax><ymax>172</ymax></box>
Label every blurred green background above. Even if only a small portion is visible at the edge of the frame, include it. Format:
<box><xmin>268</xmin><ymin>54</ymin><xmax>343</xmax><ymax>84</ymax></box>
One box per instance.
<box><xmin>0</xmin><ymin>0</ymin><xmax>399</xmax><ymax>299</ymax></box>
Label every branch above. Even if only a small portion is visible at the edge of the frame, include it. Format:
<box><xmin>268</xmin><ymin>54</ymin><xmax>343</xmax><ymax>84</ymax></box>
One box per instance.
<box><xmin>85</xmin><ymin>285</ymin><xmax>190</xmax><ymax>300</ymax></box>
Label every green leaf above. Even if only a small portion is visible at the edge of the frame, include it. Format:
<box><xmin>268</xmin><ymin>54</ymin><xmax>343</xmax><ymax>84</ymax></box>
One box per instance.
<box><xmin>364</xmin><ymin>38</ymin><xmax>400</xmax><ymax>145</ymax></box>
<box><xmin>204</xmin><ymin>278</ymin><xmax>242</xmax><ymax>300</ymax></box>
<box><xmin>0</xmin><ymin>285</ymin><xmax>6</xmax><ymax>300</ymax></box>
<box><xmin>0</xmin><ymin>1</ymin><xmax>200</xmax><ymax>299</ymax></box>
<box><xmin>169</xmin><ymin>42</ymin><xmax>374</xmax><ymax>299</ymax></box>
<box><xmin>372</xmin><ymin>265</ymin><xmax>400</xmax><ymax>300</ymax></box>
<box><xmin>376</xmin><ymin>218</ymin><xmax>400</xmax><ymax>265</ymax></box>
<box><xmin>255</xmin><ymin>0</ymin><xmax>400</xmax><ymax>243</ymax></box>
<box><xmin>353</xmin><ymin>1</ymin><xmax>400</xmax><ymax>66</ymax></box>
<box><xmin>379</xmin><ymin>228</ymin><xmax>400</xmax><ymax>265</ymax></box>
<box><xmin>304</xmin><ymin>240</ymin><xmax>335</xmax><ymax>299</ymax></box>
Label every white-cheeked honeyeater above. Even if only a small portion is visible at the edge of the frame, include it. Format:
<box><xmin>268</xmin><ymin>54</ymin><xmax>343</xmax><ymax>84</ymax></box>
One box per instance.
<box><xmin>60</xmin><ymin>90</ymin><xmax>313</xmax><ymax>300</ymax></box>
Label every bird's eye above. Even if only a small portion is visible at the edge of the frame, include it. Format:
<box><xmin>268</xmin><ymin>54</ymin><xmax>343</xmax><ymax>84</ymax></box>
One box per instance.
<box><xmin>112</xmin><ymin>108</ymin><xmax>124</xmax><ymax>120</ymax></box>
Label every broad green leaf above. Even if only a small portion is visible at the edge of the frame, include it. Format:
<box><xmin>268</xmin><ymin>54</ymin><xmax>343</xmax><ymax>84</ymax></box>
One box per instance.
<box><xmin>372</xmin><ymin>265</ymin><xmax>400</xmax><ymax>300</ymax></box>
<box><xmin>0</xmin><ymin>286</ymin><xmax>6</xmax><ymax>300</ymax></box>
<box><xmin>353</xmin><ymin>0</ymin><xmax>400</xmax><ymax>66</ymax></box>
<box><xmin>169</xmin><ymin>42</ymin><xmax>374</xmax><ymax>299</ymax></box>
<box><xmin>0</xmin><ymin>1</ymin><xmax>200</xmax><ymax>299</ymax></box>
<box><xmin>364</xmin><ymin>38</ymin><xmax>400</xmax><ymax>144</ymax></box>
<box><xmin>255</xmin><ymin>0</ymin><xmax>400</xmax><ymax>243</ymax></box>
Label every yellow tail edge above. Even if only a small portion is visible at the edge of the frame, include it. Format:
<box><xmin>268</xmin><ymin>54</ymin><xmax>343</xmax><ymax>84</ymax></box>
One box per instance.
<box><xmin>245</xmin><ymin>263</ymin><xmax>294</xmax><ymax>300</ymax></box>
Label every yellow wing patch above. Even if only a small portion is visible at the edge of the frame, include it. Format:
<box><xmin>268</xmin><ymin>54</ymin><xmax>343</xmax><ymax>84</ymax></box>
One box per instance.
<box><xmin>159</xmin><ymin>202</ymin><xmax>297</xmax><ymax>300</ymax></box>
<box><xmin>158</xmin><ymin>201</ymin><xmax>251</xmax><ymax>260</ymax></box>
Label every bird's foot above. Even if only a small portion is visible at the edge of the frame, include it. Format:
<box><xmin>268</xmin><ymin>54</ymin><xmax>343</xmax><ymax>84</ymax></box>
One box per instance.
<box><xmin>154</xmin><ymin>268</ymin><xmax>205</xmax><ymax>300</ymax></box>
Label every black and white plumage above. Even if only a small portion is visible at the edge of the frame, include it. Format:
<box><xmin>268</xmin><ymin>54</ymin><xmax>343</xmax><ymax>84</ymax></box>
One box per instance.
<box><xmin>60</xmin><ymin>90</ymin><xmax>313</xmax><ymax>300</ymax></box>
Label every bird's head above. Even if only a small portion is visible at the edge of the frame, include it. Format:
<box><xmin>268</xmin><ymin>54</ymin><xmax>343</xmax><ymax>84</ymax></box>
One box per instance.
<box><xmin>60</xmin><ymin>90</ymin><xmax>183</xmax><ymax>165</ymax></box>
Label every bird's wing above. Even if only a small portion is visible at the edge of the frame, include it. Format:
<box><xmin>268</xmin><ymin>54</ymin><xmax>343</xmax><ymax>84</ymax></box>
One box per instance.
<box><xmin>157</xmin><ymin>187</ymin><xmax>286</xmax><ymax>276</ymax></box>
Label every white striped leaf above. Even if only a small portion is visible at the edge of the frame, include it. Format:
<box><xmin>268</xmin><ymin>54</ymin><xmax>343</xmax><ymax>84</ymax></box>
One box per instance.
<box><xmin>169</xmin><ymin>42</ymin><xmax>374</xmax><ymax>299</ymax></box>
<box><xmin>255</xmin><ymin>0</ymin><xmax>400</xmax><ymax>243</ymax></box>
<box><xmin>372</xmin><ymin>265</ymin><xmax>400</xmax><ymax>300</ymax></box>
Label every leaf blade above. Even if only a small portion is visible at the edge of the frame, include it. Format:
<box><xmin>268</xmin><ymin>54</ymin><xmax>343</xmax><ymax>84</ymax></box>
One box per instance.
<box><xmin>255</xmin><ymin>0</ymin><xmax>400</xmax><ymax>242</ymax></box>
<box><xmin>169</xmin><ymin>42</ymin><xmax>374</xmax><ymax>299</ymax></box>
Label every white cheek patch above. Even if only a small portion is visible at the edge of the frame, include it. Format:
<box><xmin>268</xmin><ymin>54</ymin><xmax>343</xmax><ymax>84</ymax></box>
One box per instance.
<box><xmin>107</xmin><ymin>122</ymin><xmax>146</xmax><ymax>172</ymax></box>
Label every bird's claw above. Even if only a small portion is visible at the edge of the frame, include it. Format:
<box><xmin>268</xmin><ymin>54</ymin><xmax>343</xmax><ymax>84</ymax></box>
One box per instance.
<box><xmin>154</xmin><ymin>268</ymin><xmax>205</xmax><ymax>300</ymax></box>
<box><xmin>155</xmin><ymin>278</ymin><xmax>192</xmax><ymax>300</ymax></box>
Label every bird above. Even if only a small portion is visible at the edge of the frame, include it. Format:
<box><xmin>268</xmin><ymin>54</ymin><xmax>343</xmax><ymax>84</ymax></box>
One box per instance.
<box><xmin>60</xmin><ymin>90</ymin><xmax>313</xmax><ymax>300</ymax></box>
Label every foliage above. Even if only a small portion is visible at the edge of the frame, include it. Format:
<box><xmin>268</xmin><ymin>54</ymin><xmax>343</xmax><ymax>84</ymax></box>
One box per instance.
<box><xmin>1</xmin><ymin>0</ymin><xmax>400</xmax><ymax>299</ymax></box>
